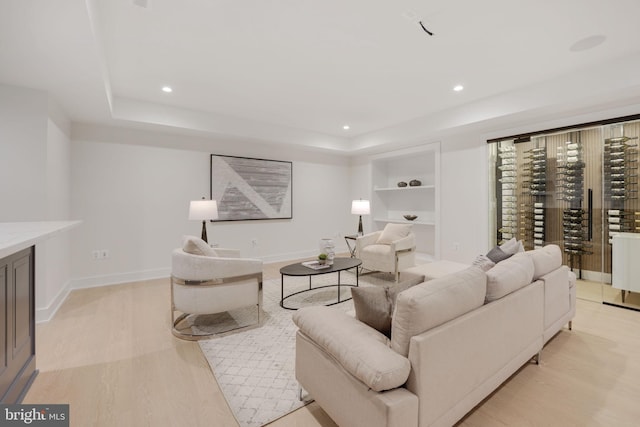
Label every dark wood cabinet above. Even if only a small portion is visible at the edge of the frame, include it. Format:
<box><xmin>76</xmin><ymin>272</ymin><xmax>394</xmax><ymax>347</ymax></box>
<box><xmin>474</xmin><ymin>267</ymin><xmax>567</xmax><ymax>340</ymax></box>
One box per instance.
<box><xmin>0</xmin><ymin>246</ymin><xmax>36</xmax><ymax>403</ymax></box>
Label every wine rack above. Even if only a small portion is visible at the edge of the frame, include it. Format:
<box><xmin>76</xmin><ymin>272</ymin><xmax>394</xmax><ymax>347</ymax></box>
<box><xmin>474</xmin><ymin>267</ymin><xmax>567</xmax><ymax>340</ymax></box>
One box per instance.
<box><xmin>521</xmin><ymin>144</ymin><xmax>546</xmax><ymax>249</ymax></box>
<box><xmin>557</xmin><ymin>139</ymin><xmax>591</xmax><ymax>264</ymax></box>
<box><xmin>497</xmin><ymin>142</ymin><xmax>517</xmax><ymax>243</ymax></box>
<box><xmin>604</xmin><ymin>135</ymin><xmax>639</xmax><ymax>244</ymax></box>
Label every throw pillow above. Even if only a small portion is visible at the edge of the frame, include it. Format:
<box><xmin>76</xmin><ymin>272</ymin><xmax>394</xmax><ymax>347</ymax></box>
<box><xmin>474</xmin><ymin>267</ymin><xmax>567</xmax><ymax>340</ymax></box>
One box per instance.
<box><xmin>351</xmin><ymin>287</ymin><xmax>392</xmax><ymax>336</ymax></box>
<box><xmin>471</xmin><ymin>254</ymin><xmax>495</xmax><ymax>271</ymax></box>
<box><xmin>387</xmin><ymin>274</ymin><xmax>426</xmax><ymax>306</ymax></box>
<box><xmin>485</xmin><ymin>245</ymin><xmax>513</xmax><ymax>263</ymax></box>
<box><xmin>182</xmin><ymin>235</ymin><xmax>218</xmax><ymax>257</ymax></box>
<box><xmin>352</xmin><ymin>275</ymin><xmax>425</xmax><ymax>337</ymax></box>
<box><xmin>499</xmin><ymin>237</ymin><xmax>520</xmax><ymax>255</ymax></box>
<box><xmin>376</xmin><ymin>223</ymin><xmax>412</xmax><ymax>245</ymax></box>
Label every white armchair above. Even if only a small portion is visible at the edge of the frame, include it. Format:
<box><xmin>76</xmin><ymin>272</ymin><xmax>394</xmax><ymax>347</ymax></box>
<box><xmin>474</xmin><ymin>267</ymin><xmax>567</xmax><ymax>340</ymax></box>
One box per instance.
<box><xmin>171</xmin><ymin>236</ymin><xmax>263</xmax><ymax>340</ymax></box>
<box><xmin>356</xmin><ymin>223</ymin><xmax>416</xmax><ymax>282</ymax></box>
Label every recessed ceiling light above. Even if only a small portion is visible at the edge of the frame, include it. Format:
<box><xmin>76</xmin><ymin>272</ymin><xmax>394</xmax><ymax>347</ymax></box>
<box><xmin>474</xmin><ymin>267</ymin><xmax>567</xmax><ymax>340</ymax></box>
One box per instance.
<box><xmin>162</xmin><ymin>86</ymin><xmax>173</xmax><ymax>93</ymax></box>
<box><xmin>453</xmin><ymin>85</ymin><xmax>464</xmax><ymax>92</ymax></box>
<box><xmin>343</xmin><ymin>125</ymin><xmax>350</xmax><ymax>130</ymax></box>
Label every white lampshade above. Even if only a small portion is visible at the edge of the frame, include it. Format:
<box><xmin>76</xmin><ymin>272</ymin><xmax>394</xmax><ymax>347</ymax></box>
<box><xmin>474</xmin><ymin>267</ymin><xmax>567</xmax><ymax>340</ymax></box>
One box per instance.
<box><xmin>189</xmin><ymin>200</ymin><xmax>219</xmax><ymax>221</ymax></box>
<box><xmin>351</xmin><ymin>199</ymin><xmax>370</xmax><ymax>215</ymax></box>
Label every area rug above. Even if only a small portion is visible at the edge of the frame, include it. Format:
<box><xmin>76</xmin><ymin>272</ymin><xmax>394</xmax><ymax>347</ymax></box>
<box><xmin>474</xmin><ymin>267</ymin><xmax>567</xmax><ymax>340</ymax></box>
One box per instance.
<box><xmin>196</xmin><ymin>270</ymin><xmax>398</xmax><ymax>427</ymax></box>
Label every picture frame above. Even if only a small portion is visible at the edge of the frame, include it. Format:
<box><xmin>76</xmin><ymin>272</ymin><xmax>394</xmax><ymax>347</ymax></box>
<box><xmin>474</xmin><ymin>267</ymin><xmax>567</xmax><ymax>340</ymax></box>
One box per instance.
<box><xmin>210</xmin><ymin>154</ymin><xmax>293</xmax><ymax>221</ymax></box>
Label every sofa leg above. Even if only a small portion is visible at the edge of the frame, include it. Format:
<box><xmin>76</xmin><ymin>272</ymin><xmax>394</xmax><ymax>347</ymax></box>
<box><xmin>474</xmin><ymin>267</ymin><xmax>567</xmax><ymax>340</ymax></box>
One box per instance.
<box><xmin>533</xmin><ymin>351</ymin><xmax>541</xmax><ymax>365</ymax></box>
<box><xmin>568</xmin><ymin>320</ymin><xmax>572</xmax><ymax>331</ymax></box>
<box><xmin>298</xmin><ymin>386</ymin><xmax>304</xmax><ymax>401</ymax></box>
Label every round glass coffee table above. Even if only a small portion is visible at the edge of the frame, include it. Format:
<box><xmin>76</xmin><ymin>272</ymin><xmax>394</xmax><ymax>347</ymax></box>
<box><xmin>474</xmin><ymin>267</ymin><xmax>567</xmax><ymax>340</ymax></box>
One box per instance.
<box><xmin>279</xmin><ymin>257</ymin><xmax>362</xmax><ymax>310</ymax></box>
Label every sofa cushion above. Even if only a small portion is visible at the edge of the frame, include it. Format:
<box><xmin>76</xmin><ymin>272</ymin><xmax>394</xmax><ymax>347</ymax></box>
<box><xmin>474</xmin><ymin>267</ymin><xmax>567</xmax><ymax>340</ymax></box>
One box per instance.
<box><xmin>404</xmin><ymin>260</ymin><xmax>469</xmax><ymax>280</ymax></box>
<box><xmin>526</xmin><ymin>244</ymin><xmax>562</xmax><ymax>280</ymax></box>
<box><xmin>182</xmin><ymin>235</ymin><xmax>217</xmax><ymax>257</ymax></box>
<box><xmin>391</xmin><ymin>266</ymin><xmax>487</xmax><ymax>356</ymax></box>
<box><xmin>351</xmin><ymin>275</ymin><xmax>426</xmax><ymax>337</ymax></box>
<box><xmin>485</xmin><ymin>252</ymin><xmax>534</xmax><ymax>302</ymax></box>
<box><xmin>376</xmin><ymin>223</ymin><xmax>412</xmax><ymax>245</ymax></box>
<box><xmin>293</xmin><ymin>306</ymin><xmax>411</xmax><ymax>392</ymax></box>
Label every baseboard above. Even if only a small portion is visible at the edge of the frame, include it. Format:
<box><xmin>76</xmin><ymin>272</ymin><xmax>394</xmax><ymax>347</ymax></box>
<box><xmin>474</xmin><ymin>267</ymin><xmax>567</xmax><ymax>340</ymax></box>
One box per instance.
<box><xmin>35</xmin><ymin>280</ymin><xmax>72</xmax><ymax>323</ymax></box>
<box><xmin>70</xmin><ymin>267</ymin><xmax>172</xmax><ymax>290</ymax></box>
<box><xmin>261</xmin><ymin>249</ymin><xmax>320</xmax><ymax>264</ymax></box>
<box><xmin>47</xmin><ymin>250</ymin><xmax>341</xmax><ymax>320</ymax></box>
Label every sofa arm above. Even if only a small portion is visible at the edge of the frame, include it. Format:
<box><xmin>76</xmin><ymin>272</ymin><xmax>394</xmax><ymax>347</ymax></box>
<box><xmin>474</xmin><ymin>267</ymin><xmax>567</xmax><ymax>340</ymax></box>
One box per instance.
<box><xmin>540</xmin><ymin>265</ymin><xmax>572</xmax><ymax>330</ymax></box>
<box><xmin>293</xmin><ymin>306</ymin><xmax>410</xmax><ymax>392</ymax></box>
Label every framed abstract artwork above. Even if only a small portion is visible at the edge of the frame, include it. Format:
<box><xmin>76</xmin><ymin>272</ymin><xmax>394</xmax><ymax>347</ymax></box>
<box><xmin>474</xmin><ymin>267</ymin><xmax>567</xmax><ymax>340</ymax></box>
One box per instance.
<box><xmin>210</xmin><ymin>154</ymin><xmax>293</xmax><ymax>221</ymax></box>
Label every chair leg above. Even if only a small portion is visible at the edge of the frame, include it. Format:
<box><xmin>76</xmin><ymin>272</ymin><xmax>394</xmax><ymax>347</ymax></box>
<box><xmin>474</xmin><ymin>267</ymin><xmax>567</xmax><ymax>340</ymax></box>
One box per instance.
<box><xmin>568</xmin><ymin>320</ymin><xmax>572</xmax><ymax>331</ymax></box>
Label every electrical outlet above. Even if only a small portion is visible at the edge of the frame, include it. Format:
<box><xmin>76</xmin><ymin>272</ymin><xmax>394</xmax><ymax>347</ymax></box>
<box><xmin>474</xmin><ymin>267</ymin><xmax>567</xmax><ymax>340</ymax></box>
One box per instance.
<box><xmin>92</xmin><ymin>249</ymin><xmax>109</xmax><ymax>260</ymax></box>
<box><xmin>453</xmin><ymin>242</ymin><xmax>459</xmax><ymax>251</ymax></box>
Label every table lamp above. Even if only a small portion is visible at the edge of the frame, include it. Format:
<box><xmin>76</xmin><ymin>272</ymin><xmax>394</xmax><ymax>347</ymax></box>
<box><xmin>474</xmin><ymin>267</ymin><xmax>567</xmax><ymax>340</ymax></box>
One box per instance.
<box><xmin>351</xmin><ymin>199</ymin><xmax>370</xmax><ymax>236</ymax></box>
<box><xmin>189</xmin><ymin>198</ymin><xmax>218</xmax><ymax>243</ymax></box>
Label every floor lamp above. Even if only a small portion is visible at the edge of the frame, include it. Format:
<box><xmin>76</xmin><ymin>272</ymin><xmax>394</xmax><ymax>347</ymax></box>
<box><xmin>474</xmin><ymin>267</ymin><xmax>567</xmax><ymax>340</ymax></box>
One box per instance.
<box><xmin>189</xmin><ymin>198</ymin><xmax>218</xmax><ymax>243</ymax></box>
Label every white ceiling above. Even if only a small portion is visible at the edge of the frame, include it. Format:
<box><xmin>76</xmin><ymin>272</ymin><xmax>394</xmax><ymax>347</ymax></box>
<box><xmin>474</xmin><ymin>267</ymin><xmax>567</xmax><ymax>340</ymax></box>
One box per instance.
<box><xmin>2</xmin><ymin>0</ymin><xmax>640</xmax><ymax>152</ymax></box>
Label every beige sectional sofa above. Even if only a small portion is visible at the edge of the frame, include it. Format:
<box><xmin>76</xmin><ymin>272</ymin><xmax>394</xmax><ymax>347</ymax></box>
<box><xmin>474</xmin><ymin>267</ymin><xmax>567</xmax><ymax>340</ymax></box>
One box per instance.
<box><xmin>292</xmin><ymin>244</ymin><xmax>576</xmax><ymax>427</ymax></box>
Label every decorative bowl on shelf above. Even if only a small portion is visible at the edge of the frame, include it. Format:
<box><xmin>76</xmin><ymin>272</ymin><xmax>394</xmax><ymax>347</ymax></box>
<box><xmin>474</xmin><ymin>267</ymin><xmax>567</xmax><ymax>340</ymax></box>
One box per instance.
<box><xmin>409</xmin><ymin>179</ymin><xmax>422</xmax><ymax>187</ymax></box>
<box><xmin>397</xmin><ymin>181</ymin><xmax>408</xmax><ymax>188</ymax></box>
<box><xmin>403</xmin><ymin>214</ymin><xmax>418</xmax><ymax>221</ymax></box>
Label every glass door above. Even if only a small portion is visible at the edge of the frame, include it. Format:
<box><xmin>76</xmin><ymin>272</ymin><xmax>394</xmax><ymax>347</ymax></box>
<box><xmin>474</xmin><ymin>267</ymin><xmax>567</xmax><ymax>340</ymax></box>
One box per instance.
<box><xmin>489</xmin><ymin>116</ymin><xmax>640</xmax><ymax>310</ymax></box>
<box><xmin>601</xmin><ymin>121</ymin><xmax>640</xmax><ymax>309</ymax></box>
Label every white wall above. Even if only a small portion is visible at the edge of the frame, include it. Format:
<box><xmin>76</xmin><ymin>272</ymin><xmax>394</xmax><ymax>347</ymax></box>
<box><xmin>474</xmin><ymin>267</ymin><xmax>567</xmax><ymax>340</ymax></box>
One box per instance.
<box><xmin>0</xmin><ymin>84</ymin><xmax>48</xmax><ymax>220</ymax></box>
<box><xmin>439</xmin><ymin>141</ymin><xmax>490</xmax><ymax>263</ymax></box>
<box><xmin>70</xmin><ymin>130</ymin><xmax>353</xmax><ymax>287</ymax></box>
<box><xmin>0</xmin><ymin>84</ymin><xmax>73</xmax><ymax>322</ymax></box>
<box><xmin>39</xmin><ymin>116</ymin><xmax>72</xmax><ymax>321</ymax></box>
<box><xmin>348</xmin><ymin>157</ymin><xmax>372</xmax><ymax>234</ymax></box>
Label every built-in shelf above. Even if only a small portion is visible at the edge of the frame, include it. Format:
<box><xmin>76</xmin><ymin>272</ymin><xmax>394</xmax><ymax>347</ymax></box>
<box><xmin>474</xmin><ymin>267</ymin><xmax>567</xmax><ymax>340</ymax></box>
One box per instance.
<box><xmin>370</xmin><ymin>143</ymin><xmax>440</xmax><ymax>259</ymax></box>
<box><xmin>374</xmin><ymin>218</ymin><xmax>436</xmax><ymax>225</ymax></box>
<box><xmin>374</xmin><ymin>185</ymin><xmax>435</xmax><ymax>191</ymax></box>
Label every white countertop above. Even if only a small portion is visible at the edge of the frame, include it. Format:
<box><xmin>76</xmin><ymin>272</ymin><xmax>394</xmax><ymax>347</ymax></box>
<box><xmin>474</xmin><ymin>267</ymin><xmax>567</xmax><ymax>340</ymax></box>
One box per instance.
<box><xmin>611</xmin><ymin>232</ymin><xmax>640</xmax><ymax>240</ymax></box>
<box><xmin>0</xmin><ymin>221</ymin><xmax>82</xmax><ymax>259</ymax></box>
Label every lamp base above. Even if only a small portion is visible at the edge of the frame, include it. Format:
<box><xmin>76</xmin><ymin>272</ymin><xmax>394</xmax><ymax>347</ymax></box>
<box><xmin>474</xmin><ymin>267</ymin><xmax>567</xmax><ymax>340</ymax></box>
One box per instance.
<box><xmin>201</xmin><ymin>221</ymin><xmax>208</xmax><ymax>243</ymax></box>
<box><xmin>357</xmin><ymin>215</ymin><xmax>363</xmax><ymax>236</ymax></box>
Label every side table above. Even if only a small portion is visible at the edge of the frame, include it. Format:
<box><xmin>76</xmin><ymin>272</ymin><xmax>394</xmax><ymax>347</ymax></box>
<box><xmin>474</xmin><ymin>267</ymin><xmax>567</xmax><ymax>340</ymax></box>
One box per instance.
<box><xmin>344</xmin><ymin>234</ymin><xmax>358</xmax><ymax>258</ymax></box>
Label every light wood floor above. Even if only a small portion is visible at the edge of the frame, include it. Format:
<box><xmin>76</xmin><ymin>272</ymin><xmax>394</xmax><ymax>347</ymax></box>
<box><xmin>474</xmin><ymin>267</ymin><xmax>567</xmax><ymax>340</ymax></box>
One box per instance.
<box><xmin>576</xmin><ymin>278</ymin><xmax>640</xmax><ymax>309</ymax></box>
<box><xmin>24</xmin><ymin>259</ymin><xmax>640</xmax><ymax>426</ymax></box>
